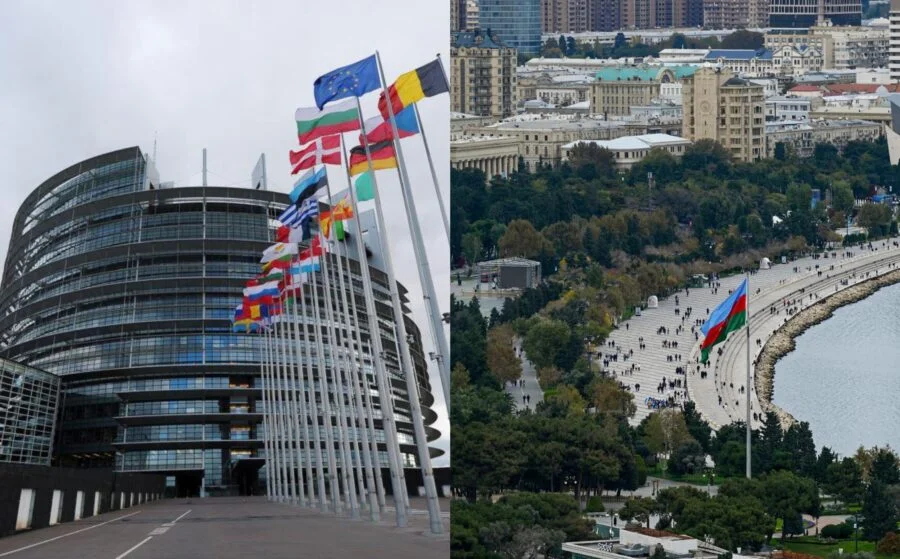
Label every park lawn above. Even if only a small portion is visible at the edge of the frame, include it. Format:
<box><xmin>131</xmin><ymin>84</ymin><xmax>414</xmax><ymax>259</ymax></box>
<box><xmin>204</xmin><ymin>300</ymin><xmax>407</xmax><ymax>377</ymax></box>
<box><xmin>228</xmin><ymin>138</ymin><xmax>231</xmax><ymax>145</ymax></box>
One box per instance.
<box><xmin>783</xmin><ymin>537</ymin><xmax>891</xmax><ymax>559</ymax></box>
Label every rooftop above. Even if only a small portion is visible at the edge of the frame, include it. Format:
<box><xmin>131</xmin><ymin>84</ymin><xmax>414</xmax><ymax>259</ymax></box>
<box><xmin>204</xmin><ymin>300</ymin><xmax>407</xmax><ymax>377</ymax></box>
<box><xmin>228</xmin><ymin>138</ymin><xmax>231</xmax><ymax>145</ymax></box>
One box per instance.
<box><xmin>453</xmin><ymin>28</ymin><xmax>509</xmax><ymax>49</ymax></box>
<box><xmin>488</xmin><ymin>115</ymin><xmax>629</xmax><ymax>131</ymax></box>
<box><xmin>704</xmin><ymin>48</ymin><xmax>773</xmax><ymax>61</ymax></box>
<box><xmin>595</xmin><ymin>65</ymin><xmax>697</xmax><ymax>82</ymax></box>
<box><xmin>563</xmin><ymin>133</ymin><xmax>691</xmax><ymax>151</ymax></box>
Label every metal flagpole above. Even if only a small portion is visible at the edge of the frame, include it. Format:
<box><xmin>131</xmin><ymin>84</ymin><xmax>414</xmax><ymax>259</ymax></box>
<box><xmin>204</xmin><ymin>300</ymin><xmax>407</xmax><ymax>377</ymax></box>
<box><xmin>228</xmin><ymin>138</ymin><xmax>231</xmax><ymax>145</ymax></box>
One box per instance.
<box><xmin>265</xmin><ymin>324</ymin><xmax>284</xmax><ymax>502</ymax></box>
<box><xmin>338</xmin><ymin>240</ymin><xmax>382</xmax><ymax>520</ymax></box>
<box><xmin>275</xmin><ymin>293</ymin><xmax>298</xmax><ymax>503</ymax></box>
<box><xmin>374</xmin><ymin>51</ymin><xmax>450</xmax><ymax>410</ymax></box>
<box><xmin>411</xmin><ymin>102</ymin><xmax>449</xmax><ymax>240</ymax></box>
<box><xmin>317</xmin><ymin>233</ymin><xmax>360</xmax><ymax>519</ymax></box>
<box><xmin>308</xmin><ymin>258</ymin><xmax>343</xmax><ymax>514</ymax></box>
<box><xmin>745</xmin><ymin>272</ymin><xmax>752</xmax><ymax>479</ymax></box>
<box><xmin>299</xmin><ymin>280</ymin><xmax>328</xmax><ymax>511</ymax></box>
<box><xmin>373</xmin><ymin>51</ymin><xmax>445</xmax><ymax>535</ymax></box>
<box><xmin>290</xmin><ymin>283</ymin><xmax>315</xmax><ymax>507</ymax></box>
<box><xmin>342</xmin><ymin>116</ymin><xmax>408</xmax><ymax>527</ymax></box>
<box><xmin>327</xmin><ymin>174</ymin><xmax>381</xmax><ymax>521</ymax></box>
<box><xmin>322</xmin><ymin>216</ymin><xmax>369</xmax><ymax>516</ymax></box>
<box><xmin>285</xmin><ymin>284</ymin><xmax>307</xmax><ymax>507</ymax></box>
<box><xmin>260</xmin><ymin>327</ymin><xmax>274</xmax><ymax>501</ymax></box>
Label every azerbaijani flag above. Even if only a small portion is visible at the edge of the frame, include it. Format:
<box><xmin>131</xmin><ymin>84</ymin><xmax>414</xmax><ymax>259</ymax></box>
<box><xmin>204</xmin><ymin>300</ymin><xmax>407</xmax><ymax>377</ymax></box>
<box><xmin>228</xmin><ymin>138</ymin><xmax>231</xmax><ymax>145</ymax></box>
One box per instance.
<box><xmin>699</xmin><ymin>278</ymin><xmax>749</xmax><ymax>363</ymax></box>
<box><xmin>378</xmin><ymin>59</ymin><xmax>449</xmax><ymax>119</ymax></box>
<box><xmin>348</xmin><ymin>141</ymin><xmax>397</xmax><ymax>176</ymax></box>
<box><xmin>296</xmin><ymin>99</ymin><xmax>360</xmax><ymax>145</ymax></box>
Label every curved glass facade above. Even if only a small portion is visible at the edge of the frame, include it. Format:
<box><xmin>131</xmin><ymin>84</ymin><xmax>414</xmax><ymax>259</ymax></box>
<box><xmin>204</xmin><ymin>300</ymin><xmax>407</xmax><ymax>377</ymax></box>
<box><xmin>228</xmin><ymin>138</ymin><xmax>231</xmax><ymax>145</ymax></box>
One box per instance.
<box><xmin>0</xmin><ymin>147</ymin><xmax>439</xmax><ymax>495</ymax></box>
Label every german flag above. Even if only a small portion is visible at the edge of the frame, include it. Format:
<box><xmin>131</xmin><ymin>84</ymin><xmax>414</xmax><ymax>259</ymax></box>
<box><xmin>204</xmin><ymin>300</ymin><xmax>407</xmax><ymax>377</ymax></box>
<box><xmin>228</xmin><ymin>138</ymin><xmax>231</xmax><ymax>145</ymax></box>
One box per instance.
<box><xmin>349</xmin><ymin>141</ymin><xmax>397</xmax><ymax>177</ymax></box>
<box><xmin>378</xmin><ymin>59</ymin><xmax>448</xmax><ymax>119</ymax></box>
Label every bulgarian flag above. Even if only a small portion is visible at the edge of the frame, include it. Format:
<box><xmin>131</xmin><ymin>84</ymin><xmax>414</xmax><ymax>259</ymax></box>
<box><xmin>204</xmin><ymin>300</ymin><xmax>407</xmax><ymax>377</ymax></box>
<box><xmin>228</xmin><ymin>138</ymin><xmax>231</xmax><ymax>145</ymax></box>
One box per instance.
<box><xmin>289</xmin><ymin>136</ymin><xmax>341</xmax><ymax>174</ymax></box>
<box><xmin>699</xmin><ymin>278</ymin><xmax>748</xmax><ymax>363</ymax></box>
<box><xmin>295</xmin><ymin>99</ymin><xmax>360</xmax><ymax>145</ymax></box>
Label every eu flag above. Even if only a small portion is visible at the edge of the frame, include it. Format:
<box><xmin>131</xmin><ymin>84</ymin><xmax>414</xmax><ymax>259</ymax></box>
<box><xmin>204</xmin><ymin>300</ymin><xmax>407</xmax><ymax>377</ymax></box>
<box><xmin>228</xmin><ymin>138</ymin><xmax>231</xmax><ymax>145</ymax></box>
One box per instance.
<box><xmin>313</xmin><ymin>54</ymin><xmax>380</xmax><ymax>109</ymax></box>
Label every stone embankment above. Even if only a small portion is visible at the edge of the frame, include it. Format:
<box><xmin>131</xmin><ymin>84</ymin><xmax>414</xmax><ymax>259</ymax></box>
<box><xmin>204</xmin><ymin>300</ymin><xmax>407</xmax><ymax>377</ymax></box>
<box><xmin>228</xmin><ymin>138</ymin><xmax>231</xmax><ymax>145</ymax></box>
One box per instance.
<box><xmin>755</xmin><ymin>268</ymin><xmax>900</xmax><ymax>427</ymax></box>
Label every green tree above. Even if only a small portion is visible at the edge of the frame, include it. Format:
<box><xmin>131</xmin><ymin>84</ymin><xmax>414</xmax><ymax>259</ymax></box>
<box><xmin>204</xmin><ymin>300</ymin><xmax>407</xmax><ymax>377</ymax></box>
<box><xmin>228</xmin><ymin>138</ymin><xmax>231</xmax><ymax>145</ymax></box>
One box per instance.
<box><xmin>863</xmin><ymin>480</ymin><xmax>899</xmax><ymax>540</ymax></box>
<box><xmin>523</xmin><ymin>319</ymin><xmax>571</xmax><ymax>370</ymax></box>
<box><xmin>720</xmin><ymin>30</ymin><xmax>764</xmax><ymax>50</ymax></box>
<box><xmin>499</xmin><ymin>219</ymin><xmax>550</xmax><ymax>258</ymax></box>
<box><xmin>682</xmin><ymin>401</ymin><xmax>713</xmax><ymax>453</ymax></box>
<box><xmin>831</xmin><ymin>181</ymin><xmax>856</xmax><ymax>215</ymax></box>
<box><xmin>618</xmin><ymin>497</ymin><xmax>658</xmax><ymax>528</ymax></box>
<box><xmin>826</xmin><ymin>457</ymin><xmax>865</xmax><ymax>505</ymax></box>
<box><xmin>870</xmin><ymin>448</ymin><xmax>900</xmax><ymax>486</ymax></box>
<box><xmin>461</xmin><ymin>231</ymin><xmax>482</xmax><ymax>266</ymax></box>
<box><xmin>669</xmin><ymin>439</ymin><xmax>707</xmax><ymax>475</ymax></box>
<box><xmin>486</xmin><ymin>324</ymin><xmax>522</xmax><ymax>384</ymax></box>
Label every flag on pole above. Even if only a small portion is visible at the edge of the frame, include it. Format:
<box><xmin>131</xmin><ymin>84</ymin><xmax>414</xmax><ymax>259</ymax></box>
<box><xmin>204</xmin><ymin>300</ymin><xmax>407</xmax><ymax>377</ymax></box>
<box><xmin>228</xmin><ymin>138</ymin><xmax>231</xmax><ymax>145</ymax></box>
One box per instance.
<box><xmin>349</xmin><ymin>141</ymin><xmax>397</xmax><ymax>176</ymax></box>
<box><xmin>313</xmin><ymin>54</ymin><xmax>380</xmax><ymax>109</ymax></box>
<box><xmin>297</xmin><ymin>197</ymin><xmax>319</xmax><ymax>225</ymax></box>
<box><xmin>276</xmin><ymin>224</ymin><xmax>305</xmax><ymax>243</ymax></box>
<box><xmin>699</xmin><ymin>278</ymin><xmax>749</xmax><ymax>363</ymax></box>
<box><xmin>354</xmin><ymin>171</ymin><xmax>375</xmax><ymax>202</ymax></box>
<box><xmin>377</xmin><ymin>59</ymin><xmax>449</xmax><ymax>119</ymax></box>
<box><xmin>243</xmin><ymin>280</ymin><xmax>281</xmax><ymax>301</ymax></box>
<box><xmin>289</xmin><ymin>167</ymin><xmax>328</xmax><ymax>204</ymax></box>
<box><xmin>277</xmin><ymin>204</ymin><xmax>302</xmax><ymax>227</ymax></box>
<box><xmin>298</xmin><ymin>255</ymin><xmax>321</xmax><ymax>273</ymax></box>
<box><xmin>296</xmin><ymin>99</ymin><xmax>361</xmax><ymax>145</ymax></box>
<box><xmin>359</xmin><ymin>105</ymin><xmax>419</xmax><ymax>144</ymax></box>
<box><xmin>261</xmin><ymin>243</ymin><xmax>299</xmax><ymax>264</ymax></box>
<box><xmin>290</xmin><ymin>136</ymin><xmax>341</xmax><ymax>174</ymax></box>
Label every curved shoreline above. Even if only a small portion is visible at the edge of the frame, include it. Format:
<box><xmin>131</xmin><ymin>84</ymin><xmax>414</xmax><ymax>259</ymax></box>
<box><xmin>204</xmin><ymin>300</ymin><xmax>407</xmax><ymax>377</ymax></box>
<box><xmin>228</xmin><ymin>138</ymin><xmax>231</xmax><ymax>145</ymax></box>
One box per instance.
<box><xmin>755</xmin><ymin>267</ymin><xmax>900</xmax><ymax>427</ymax></box>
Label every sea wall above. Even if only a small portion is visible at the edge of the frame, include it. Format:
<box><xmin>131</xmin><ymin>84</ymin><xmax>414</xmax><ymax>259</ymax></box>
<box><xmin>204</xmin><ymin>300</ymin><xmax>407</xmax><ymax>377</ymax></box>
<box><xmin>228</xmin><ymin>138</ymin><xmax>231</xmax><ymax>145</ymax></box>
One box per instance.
<box><xmin>755</xmin><ymin>268</ymin><xmax>900</xmax><ymax>427</ymax></box>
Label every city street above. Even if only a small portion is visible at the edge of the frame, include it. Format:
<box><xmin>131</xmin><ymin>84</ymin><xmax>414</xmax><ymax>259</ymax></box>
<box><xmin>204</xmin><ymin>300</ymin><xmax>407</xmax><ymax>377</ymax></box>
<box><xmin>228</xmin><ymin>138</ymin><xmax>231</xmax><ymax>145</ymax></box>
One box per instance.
<box><xmin>0</xmin><ymin>497</ymin><xmax>449</xmax><ymax>559</ymax></box>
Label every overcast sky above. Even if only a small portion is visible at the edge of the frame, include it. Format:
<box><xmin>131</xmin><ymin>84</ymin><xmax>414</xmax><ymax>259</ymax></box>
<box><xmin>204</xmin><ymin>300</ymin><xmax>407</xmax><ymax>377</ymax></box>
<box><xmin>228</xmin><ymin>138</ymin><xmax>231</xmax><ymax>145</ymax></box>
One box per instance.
<box><xmin>0</xmin><ymin>1</ymin><xmax>450</xmax><ymax>465</ymax></box>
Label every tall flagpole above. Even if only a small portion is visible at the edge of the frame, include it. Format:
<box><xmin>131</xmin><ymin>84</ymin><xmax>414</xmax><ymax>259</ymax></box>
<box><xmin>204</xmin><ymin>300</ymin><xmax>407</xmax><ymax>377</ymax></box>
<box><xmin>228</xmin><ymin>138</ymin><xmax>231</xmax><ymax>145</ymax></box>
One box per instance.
<box><xmin>309</xmin><ymin>258</ymin><xmax>343</xmax><ymax>514</ymax></box>
<box><xmin>373</xmin><ymin>51</ymin><xmax>445</xmax><ymax>535</ymax></box>
<box><xmin>374</xmin><ymin>51</ymin><xmax>450</xmax><ymax>410</ymax></box>
<box><xmin>299</xmin><ymin>279</ymin><xmax>328</xmax><ymax>511</ymax></box>
<box><xmin>321</xmin><ymin>187</ymin><xmax>370</xmax><ymax>516</ymax></box>
<box><xmin>745</xmin><ymin>272</ymin><xmax>752</xmax><ymax>479</ymax></box>
<box><xmin>285</xmin><ymin>285</ymin><xmax>307</xmax><ymax>507</ymax></box>
<box><xmin>325</xmin><ymin>148</ymin><xmax>383</xmax><ymax>517</ymax></box>
<box><xmin>261</xmin><ymin>327</ymin><xmax>274</xmax><ymax>501</ymax></box>
<box><xmin>264</xmin><ymin>324</ymin><xmax>284</xmax><ymax>502</ymax></box>
<box><xmin>342</xmin><ymin>120</ymin><xmax>408</xmax><ymax>527</ymax></box>
<box><xmin>275</xmin><ymin>293</ymin><xmax>298</xmax><ymax>503</ymax></box>
<box><xmin>290</xmin><ymin>283</ymin><xmax>315</xmax><ymax>507</ymax></box>
<box><xmin>317</xmin><ymin>231</ymin><xmax>361</xmax><ymax>519</ymax></box>
<box><xmin>331</xmin><ymin>218</ymin><xmax>382</xmax><ymax>521</ymax></box>
<box><xmin>411</xmin><ymin>102</ymin><xmax>449</xmax><ymax>240</ymax></box>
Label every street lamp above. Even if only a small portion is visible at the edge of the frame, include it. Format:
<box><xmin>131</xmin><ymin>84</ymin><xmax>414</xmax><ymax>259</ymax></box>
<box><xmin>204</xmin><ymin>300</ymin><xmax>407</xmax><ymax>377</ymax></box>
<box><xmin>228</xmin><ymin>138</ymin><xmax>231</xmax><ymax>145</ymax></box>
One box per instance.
<box><xmin>853</xmin><ymin>514</ymin><xmax>859</xmax><ymax>553</ymax></box>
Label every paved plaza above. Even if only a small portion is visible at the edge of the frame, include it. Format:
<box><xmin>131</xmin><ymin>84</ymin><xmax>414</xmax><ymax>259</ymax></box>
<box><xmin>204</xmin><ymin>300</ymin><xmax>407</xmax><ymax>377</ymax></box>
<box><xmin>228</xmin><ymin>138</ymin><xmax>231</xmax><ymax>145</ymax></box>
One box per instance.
<box><xmin>0</xmin><ymin>497</ymin><xmax>449</xmax><ymax>559</ymax></box>
<box><xmin>607</xmin><ymin>238</ymin><xmax>900</xmax><ymax>429</ymax></box>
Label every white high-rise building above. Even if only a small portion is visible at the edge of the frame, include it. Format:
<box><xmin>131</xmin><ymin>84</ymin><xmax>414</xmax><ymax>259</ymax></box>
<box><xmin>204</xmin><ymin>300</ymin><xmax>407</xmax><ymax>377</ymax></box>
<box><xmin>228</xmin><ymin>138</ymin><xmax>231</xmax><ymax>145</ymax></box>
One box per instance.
<box><xmin>891</xmin><ymin>0</ymin><xmax>900</xmax><ymax>82</ymax></box>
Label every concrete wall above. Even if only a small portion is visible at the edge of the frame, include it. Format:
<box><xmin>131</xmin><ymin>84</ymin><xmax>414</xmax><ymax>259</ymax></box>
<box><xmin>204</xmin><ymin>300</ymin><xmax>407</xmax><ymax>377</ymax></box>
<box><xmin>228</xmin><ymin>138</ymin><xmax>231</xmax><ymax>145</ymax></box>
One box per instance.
<box><xmin>0</xmin><ymin>463</ymin><xmax>165</xmax><ymax>538</ymax></box>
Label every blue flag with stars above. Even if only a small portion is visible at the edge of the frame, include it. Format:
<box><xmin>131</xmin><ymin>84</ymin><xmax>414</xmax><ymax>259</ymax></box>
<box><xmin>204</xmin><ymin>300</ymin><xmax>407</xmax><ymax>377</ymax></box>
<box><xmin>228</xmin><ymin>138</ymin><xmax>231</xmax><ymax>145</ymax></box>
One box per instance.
<box><xmin>313</xmin><ymin>54</ymin><xmax>380</xmax><ymax>109</ymax></box>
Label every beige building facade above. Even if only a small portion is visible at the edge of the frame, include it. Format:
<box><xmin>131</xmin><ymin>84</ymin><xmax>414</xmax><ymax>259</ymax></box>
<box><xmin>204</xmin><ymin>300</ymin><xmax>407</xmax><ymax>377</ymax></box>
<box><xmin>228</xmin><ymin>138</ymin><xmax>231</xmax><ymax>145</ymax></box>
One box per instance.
<box><xmin>451</xmin><ymin>135</ymin><xmax>521</xmax><ymax>177</ymax></box>
<box><xmin>451</xmin><ymin>30</ymin><xmax>518</xmax><ymax>119</ymax></box>
<box><xmin>682</xmin><ymin>67</ymin><xmax>765</xmax><ymax>162</ymax></box>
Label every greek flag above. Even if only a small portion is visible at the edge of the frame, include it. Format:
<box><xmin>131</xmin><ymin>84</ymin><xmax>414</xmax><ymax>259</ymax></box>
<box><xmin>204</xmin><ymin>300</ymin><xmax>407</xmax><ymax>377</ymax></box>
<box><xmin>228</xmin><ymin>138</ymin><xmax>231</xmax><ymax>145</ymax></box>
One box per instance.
<box><xmin>278</xmin><ymin>204</ymin><xmax>302</xmax><ymax>227</ymax></box>
<box><xmin>297</xmin><ymin>197</ymin><xmax>318</xmax><ymax>225</ymax></box>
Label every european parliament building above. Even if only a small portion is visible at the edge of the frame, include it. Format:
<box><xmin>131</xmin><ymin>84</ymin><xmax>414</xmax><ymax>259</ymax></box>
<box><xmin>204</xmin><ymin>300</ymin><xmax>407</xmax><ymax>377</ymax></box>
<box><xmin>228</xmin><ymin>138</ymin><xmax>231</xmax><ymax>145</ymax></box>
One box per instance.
<box><xmin>0</xmin><ymin>146</ymin><xmax>440</xmax><ymax>496</ymax></box>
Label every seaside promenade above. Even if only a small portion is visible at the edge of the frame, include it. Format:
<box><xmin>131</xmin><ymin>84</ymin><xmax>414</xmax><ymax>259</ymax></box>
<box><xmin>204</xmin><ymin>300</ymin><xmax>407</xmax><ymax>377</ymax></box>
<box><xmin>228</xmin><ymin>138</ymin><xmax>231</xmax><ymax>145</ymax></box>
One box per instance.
<box><xmin>611</xmin><ymin>238</ymin><xmax>900</xmax><ymax>429</ymax></box>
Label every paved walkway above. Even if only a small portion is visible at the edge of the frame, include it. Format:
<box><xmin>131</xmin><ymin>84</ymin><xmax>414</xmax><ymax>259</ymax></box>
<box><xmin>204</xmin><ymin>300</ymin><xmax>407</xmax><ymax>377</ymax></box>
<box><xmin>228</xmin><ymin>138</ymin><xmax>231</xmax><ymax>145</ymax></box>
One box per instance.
<box><xmin>612</xmin><ymin>238</ymin><xmax>900</xmax><ymax>429</ymax></box>
<box><xmin>0</xmin><ymin>497</ymin><xmax>448</xmax><ymax>558</ymax></box>
<box><xmin>506</xmin><ymin>337</ymin><xmax>545</xmax><ymax>411</ymax></box>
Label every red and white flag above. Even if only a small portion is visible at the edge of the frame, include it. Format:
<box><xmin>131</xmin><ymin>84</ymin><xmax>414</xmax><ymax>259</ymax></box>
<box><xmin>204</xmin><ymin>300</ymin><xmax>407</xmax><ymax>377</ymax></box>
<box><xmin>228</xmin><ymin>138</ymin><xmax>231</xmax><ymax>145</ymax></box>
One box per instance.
<box><xmin>289</xmin><ymin>136</ymin><xmax>341</xmax><ymax>174</ymax></box>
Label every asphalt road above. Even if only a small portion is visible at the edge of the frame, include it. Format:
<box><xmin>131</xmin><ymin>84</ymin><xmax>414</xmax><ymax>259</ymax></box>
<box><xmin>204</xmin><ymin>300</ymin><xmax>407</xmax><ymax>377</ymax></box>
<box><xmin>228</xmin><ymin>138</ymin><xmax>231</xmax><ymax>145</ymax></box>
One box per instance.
<box><xmin>0</xmin><ymin>497</ymin><xmax>449</xmax><ymax>559</ymax></box>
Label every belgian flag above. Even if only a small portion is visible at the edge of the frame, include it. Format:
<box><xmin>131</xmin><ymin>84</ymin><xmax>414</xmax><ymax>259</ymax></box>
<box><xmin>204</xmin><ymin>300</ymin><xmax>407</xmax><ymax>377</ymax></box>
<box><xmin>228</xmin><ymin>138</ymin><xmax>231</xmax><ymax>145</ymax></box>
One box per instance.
<box><xmin>378</xmin><ymin>59</ymin><xmax>449</xmax><ymax>119</ymax></box>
